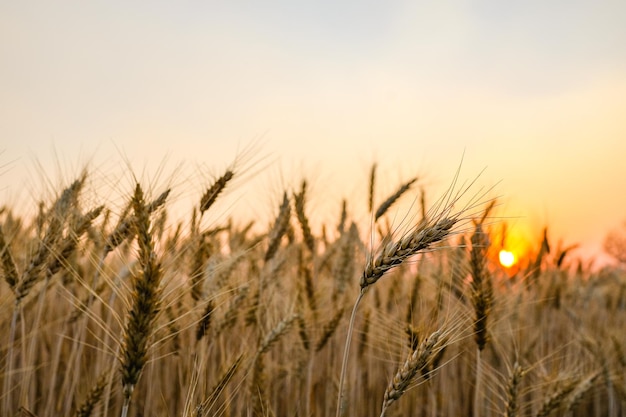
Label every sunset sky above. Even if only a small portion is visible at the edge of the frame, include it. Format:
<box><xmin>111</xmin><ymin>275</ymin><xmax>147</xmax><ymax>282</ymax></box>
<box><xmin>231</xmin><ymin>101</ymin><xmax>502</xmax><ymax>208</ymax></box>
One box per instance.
<box><xmin>1</xmin><ymin>1</ymin><xmax>625</xmax><ymax>266</ymax></box>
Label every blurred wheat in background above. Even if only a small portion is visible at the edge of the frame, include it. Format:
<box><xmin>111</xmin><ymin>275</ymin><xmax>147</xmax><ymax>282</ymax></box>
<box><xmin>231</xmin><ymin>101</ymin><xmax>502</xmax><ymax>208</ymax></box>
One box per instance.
<box><xmin>1</xmin><ymin>159</ymin><xmax>625</xmax><ymax>417</ymax></box>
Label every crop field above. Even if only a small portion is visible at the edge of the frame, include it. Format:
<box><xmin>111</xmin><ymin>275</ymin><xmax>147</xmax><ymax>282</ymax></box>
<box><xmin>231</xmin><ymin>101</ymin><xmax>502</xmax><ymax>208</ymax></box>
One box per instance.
<box><xmin>1</xmin><ymin>162</ymin><xmax>625</xmax><ymax>417</ymax></box>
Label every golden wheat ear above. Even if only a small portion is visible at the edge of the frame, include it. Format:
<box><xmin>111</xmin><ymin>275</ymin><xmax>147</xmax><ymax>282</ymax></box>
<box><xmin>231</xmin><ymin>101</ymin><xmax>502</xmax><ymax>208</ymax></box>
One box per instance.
<box><xmin>374</xmin><ymin>177</ymin><xmax>417</xmax><ymax>221</ymax></box>
<box><xmin>119</xmin><ymin>184</ymin><xmax>165</xmax><ymax>417</ymax></box>
<box><xmin>199</xmin><ymin>170</ymin><xmax>234</xmax><ymax>214</ymax></box>
<box><xmin>503</xmin><ymin>362</ymin><xmax>525</xmax><ymax>417</ymax></box>
<box><xmin>0</xmin><ymin>224</ymin><xmax>19</xmax><ymax>291</ymax></box>
<box><xmin>265</xmin><ymin>192</ymin><xmax>291</xmax><ymax>263</ymax></box>
<box><xmin>380</xmin><ymin>329</ymin><xmax>444</xmax><ymax>417</ymax></box>
<box><xmin>294</xmin><ymin>180</ymin><xmax>316</xmax><ymax>253</ymax></box>
<box><xmin>74</xmin><ymin>371</ymin><xmax>112</xmax><ymax>417</ymax></box>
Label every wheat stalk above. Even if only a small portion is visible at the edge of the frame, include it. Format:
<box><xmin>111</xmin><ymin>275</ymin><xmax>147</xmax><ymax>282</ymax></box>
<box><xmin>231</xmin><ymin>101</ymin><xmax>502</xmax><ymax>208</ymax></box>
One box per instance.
<box><xmin>336</xmin><ymin>169</ymin><xmax>481</xmax><ymax>417</ymax></box>
<box><xmin>119</xmin><ymin>184</ymin><xmax>164</xmax><ymax>417</ymax></box>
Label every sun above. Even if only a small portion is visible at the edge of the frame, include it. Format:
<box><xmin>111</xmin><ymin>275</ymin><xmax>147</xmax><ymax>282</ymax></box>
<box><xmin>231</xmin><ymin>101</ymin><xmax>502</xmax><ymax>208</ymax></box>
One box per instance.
<box><xmin>499</xmin><ymin>250</ymin><xmax>516</xmax><ymax>268</ymax></box>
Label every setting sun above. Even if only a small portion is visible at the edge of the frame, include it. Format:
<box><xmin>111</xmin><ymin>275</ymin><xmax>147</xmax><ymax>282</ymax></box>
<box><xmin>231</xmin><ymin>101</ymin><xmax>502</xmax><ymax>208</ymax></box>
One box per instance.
<box><xmin>499</xmin><ymin>250</ymin><xmax>516</xmax><ymax>268</ymax></box>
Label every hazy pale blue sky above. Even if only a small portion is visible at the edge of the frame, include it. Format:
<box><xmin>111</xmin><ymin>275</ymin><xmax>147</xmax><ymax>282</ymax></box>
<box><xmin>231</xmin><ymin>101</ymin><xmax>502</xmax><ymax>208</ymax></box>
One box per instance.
<box><xmin>1</xmin><ymin>0</ymin><xmax>626</xmax><ymax>263</ymax></box>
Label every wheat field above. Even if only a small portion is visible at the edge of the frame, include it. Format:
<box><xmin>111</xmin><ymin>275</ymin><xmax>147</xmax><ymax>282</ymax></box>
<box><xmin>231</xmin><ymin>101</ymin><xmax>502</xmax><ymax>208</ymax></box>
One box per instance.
<box><xmin>0</xmin><ymin>162</ymin><xmax>625</xmax><ymax>417</ymax></box>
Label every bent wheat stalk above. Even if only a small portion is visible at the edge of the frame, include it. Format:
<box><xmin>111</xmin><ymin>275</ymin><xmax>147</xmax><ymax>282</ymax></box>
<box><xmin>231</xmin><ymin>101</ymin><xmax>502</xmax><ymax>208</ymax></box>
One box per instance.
<box><xmin>336</xmin><ymin>215</ymin><xmax>461</xmax><ymax>417</ymax></box>
<box><xmin>336</xmin><ymin>164</ymin><xmax>488</xmax><ymax>417</ymax></box>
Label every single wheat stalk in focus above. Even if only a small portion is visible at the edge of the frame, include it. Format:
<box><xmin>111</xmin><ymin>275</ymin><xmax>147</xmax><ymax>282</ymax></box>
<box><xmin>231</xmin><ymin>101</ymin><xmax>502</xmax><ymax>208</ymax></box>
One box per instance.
<box><xmin>336</xmin><ymin>168</ymin><xmax>484</xmax><ymax>417</ymax></box>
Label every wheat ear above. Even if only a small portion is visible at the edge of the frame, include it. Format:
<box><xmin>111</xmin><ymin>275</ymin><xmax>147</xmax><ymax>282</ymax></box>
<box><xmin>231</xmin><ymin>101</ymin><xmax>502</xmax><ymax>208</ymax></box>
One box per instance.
<box><xmin>294</xmin><ymin>180</ymin><xmax>316</xmax><ymax>253</ymax></box>
<box><xmin>104</xmin><ymin>188</ymin><xmax>170</xmax><ymax>255</ymax></box>
<box><xmin>315</xmin><ymin>307</ymin><xmax>345</xmax><ymax>352</ymax></box>
<box><xmin>200</xmin><ymin>354</ymin><xmax>243</xmax><ymax>413</ymax></box>
<box><xmin>74</xmin><ymin>371</ymin><xmax>111</xmax><ymax>417</ymax></box>
<box><xmin>337</xmin><ymin>194</ymin><xmax>468</xmax><ymax>417</ymax></box>
<box><xmin>361</xmin><ymin>216</ymin><xmax>457</xmax><ymax>289</ymax></box>
<box><xmin>265</xmin><ymin>192</ymin><xmax>291</xmax><ymax>263</ymax></box>
<box><xmin>250</xmin><ymin>315</ymin><xmax>297</xmax><ymax>417</ymax></box>
<box><xmin>535</xmin><ymin>379</ymin><xmax>578</xmax><ymax>417</ymax></box>
<box><xmin>368</xmin><ymin>163</ymin><xmax>377</xmax><ymax>213</ymax></box>
<box><xmin>0</xmin><ymin>224</ymin><xmax>18</xmax><ymax>290</ymax></box>
<box><xmin>379</xmin><ymin>330</ymin><xmax>442</xmax><ymax>417</ymax></box>
<box><xmin>119</xmin><ymin>184</ymin><xmax>164</xmax><ymax>417</ymax></box>
<box><xmin>469</xmin><ymin>201</ymin><xmax>495</xmax><ymax>417</ymax></box>
<box><xmin>374</xmin><ymin>177</ymin><xmax>417</xmax><ymax>221</ymax></box>
<box><xmin>195</xmin><ymin>299</ymin><xmax>215</xmax><ymax>342</ymax></box>
<box><xmin>504</xmin><ymin>362</ymin><xmax>525</xmax><ymax>417</ymax></box>
<box><xmin>200</xmin><ymin>170</ymin><xmax>234</xmax><ymax>214</ymax></box>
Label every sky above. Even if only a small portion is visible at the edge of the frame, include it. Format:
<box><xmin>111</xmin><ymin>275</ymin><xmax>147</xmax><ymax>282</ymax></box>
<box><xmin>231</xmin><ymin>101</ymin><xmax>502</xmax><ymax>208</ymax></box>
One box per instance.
<box><xmin>1</xmin><ymin>1</ymin><xmax>626</xmax><ymax>266</ymax></box>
